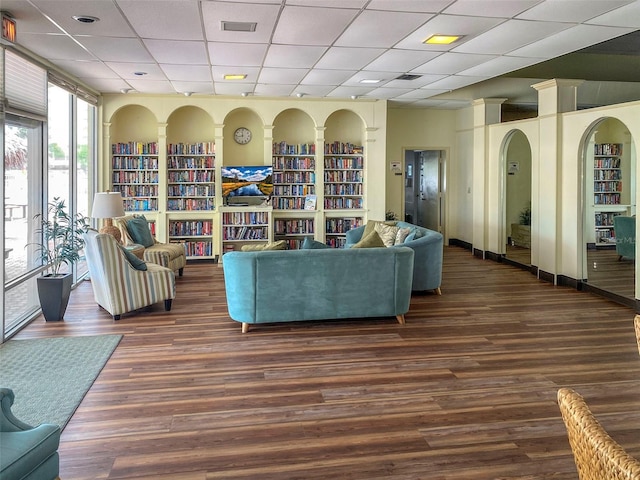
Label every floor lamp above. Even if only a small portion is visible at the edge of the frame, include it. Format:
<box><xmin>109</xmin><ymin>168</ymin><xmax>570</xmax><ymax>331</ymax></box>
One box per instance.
<box><xmin>91</xmin><ymin>191</ymin><xmax>126</xmax><ymax>243</ymax></box>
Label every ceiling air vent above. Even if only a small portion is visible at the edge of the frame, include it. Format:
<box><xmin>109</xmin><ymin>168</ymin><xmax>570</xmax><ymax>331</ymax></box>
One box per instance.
<box><xmin>221</xmin><ymin>21</ymin><xmax>257</xmax><ymax>32</ymax></box>
<box><xmin>395</xmin><ymin>74</ymin><xmax>422</xmax><ymax>81</ymax></box>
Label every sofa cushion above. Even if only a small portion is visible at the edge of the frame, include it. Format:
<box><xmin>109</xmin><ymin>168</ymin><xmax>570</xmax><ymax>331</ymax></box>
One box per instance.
<box><xmin>301</xmin><ymin>237</ymin><xmax>330</xmax><ymax>249</ymax></box>
<box><xmin>394</xmin><ymin>227</ymin><xmax>411</xmax><ymax>245</ymax></box>
<box><xmin>126</xmin><ymin>216</ymin><xmax>155</xmax><ymax>248</ymax></box>
<box><xmin>363</xmin><ymin>219</ymin><xmax>397</xmax><ymax>239</ymax></box>
<box><xmin>352</xmin><ymin>230</ymin><xmax>385</xmax><ymax>248</ymax></box>
<box><xmin>118</xmin><ymin>244</ymin><xmax>147</xmax><ymax>271</ymax></box>
<box><xmin>374</xmin><ymin>223</ymin><xmax>399</xmax><ymax>247</ymax></box>
<box><xmin>241</xmin><ymin>240</ymin><xmax>287</xmax><ymax>251</ymax></box>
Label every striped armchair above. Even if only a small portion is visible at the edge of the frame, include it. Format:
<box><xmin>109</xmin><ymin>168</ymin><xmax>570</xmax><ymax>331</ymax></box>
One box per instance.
<box><xmin>83</xmin><ymin>229</ymin><xmax>176</xmax><ymax>320</ymax></box>
<box><xmin>114</xmin><ymin>215</ymin><xmax>186</xmax><ymax>276</ymax></box>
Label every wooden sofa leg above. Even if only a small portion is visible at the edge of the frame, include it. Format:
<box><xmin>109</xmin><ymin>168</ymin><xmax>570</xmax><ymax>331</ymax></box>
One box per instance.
<box><xmin>396</xmin><ymin>315</ymin><xmax>405</xmax><ymax>325</ymax></box>
<box><xmin>164</xmin><ymin>299</ymin><xmax>173</xmax><ymax>311</ymax></box>
<box><xmin>178</xmin><ymin>267</ymin><xmax>184</xmax><ymax>277</ymax></box>
<box><xmin>113</xmin><ymin>314</ymin><xmax>120</xmax><ymax>320</ymax></box>
<box><xmin>435</xmin><ymin>287</ymin><xmax>442</xmax><ymax>295</ymax></box>
<box><xmin>242</xmin><ymin>323</ymin><xmax>250</xmax><ymax>333</ymax></box>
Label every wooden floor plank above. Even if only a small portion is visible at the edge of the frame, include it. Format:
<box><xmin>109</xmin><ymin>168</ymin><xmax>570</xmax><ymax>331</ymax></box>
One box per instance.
<box><xmin>13</xmin><ymin>245</ymin><xmax>640</xmax><ymax>479</ymax></box>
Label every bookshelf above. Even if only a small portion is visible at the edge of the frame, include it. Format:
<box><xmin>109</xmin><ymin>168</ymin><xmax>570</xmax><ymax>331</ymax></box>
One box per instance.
<box><xmin>274</xmin><ymin>215</ymin><xmax>315</xmax><ymax>249</ymax></box>
<box><xmin>167</xmin><ymin>142</ymin><xmax>215</xmax><ymax>211</ymax></box>
<box><xmin>221</xmin><ymin>206</ymin><xmax>272</xmax><ymax>254</ymax></box>
<box><xmin>111</xmin><ymin>142</ymin><xmax>159</xmax><ymax>211</ymax></box>
<box><xmin>168</xmin><ymin>218</ymin><xmax>214</xmax><ymax>259</ymax></box>
<box><xmin>272</xmin><ymin>142</ymin><xmax>316</xmax><ymax>210</ymax></box>
<box><xmin>593</xmin><ymin>143</ymin><xmax>625</xmax><ymax>246</ymax></box>
<box><xmin>325</xmin><ymin>216</ymin><xmax>363</xmax><ymax>248</ymax></box>
<box><xmin>323</xmin><ymin>142</ymin><xmax>364</xmax><ymax>210</ymax></box>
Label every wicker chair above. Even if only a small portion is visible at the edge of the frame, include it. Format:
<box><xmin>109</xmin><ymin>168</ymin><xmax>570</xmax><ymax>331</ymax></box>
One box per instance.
<box><xmin>557</xmin><ymin>387</ymin><xmax>640</xmax><ymax>480</ymax></box>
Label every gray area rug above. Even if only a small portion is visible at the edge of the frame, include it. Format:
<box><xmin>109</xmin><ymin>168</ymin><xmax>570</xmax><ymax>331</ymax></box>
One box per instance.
<box><xmin>0</xmin><ymin>334</ymin><xmax>122</xmax><ymax>429</ymax></box>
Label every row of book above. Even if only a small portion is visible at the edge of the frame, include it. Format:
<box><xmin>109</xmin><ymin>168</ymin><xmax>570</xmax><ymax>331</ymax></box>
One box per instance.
<box><xmin>168</xmin><ymin>171</ymin><xmax>214</xmax><ymax>182</ymax></box>
<box><xmin>324</xmin><ymin>171</ymin><xmax>363</xmax><ymax>182</ymax></box>
<box><xmin>594</xmin><ymin>212</ymin><xmax>622</xmax><ymax>227</ymax></box>
<box><xmin>274</xmin><ymin>219</ymin><xmax>315</xmax><ymax>235</ymax></box>
<box><xmin>325</xmin><ymin>217</ymin><xmax>362</xmax><ymax>234</ymax></box>
<box><xmin>594</xmin><ymin>143</ymin><xmax>622</xmax><ymax>156</ymax></box>
<box><xmin>169</xmin><ymin>220</ymin><xmax>213</xmax><ymax>236</ymax></box>
<box><xmin>324</xmin><ymin>184</ymin><xmax>363</xmax><ymax>196</ymax></box>
<box><xmin>324</xmin><ymin>158</ymin><xmax>364</xmax><ymax>169</ymax></box>
<box><xmin>273</xmin><ymin>184</ymin><xmax>315</xmax><ymax>196</ymax></box>
<box><xmin>168</xmin><ymin>157</ymin><xmax>215</xmax><ymax>169</ymax></box>
<box><xmin>112</xmin><ymin>156</ymin><xmax>159</xmax><ymax>170</ymax></box>
<box><xmin>167</xmin><ymin>142</ymin><xmax>215</xmax><ymax>155</ymax></box>
<box><xmin>273</xmin><ymin>156</ymin><xmax>315</xmax><ymax>170</ymax></box>
<box><xmin>595</xmin><ymin>229</ymin><xmax>616</xmax><ymax>243</ymax></box>
<box><xmin>123</xmin><ymin>198</ymin><xmax>158</xmax><ymax>211</ymax></box>
<box><xmin>594</xmin><ymin>193</ymin><xmax>621</xmax><ymax>204</ymax></box>
<box><xmin>222</xmin><ymin>226</ymin><xmax>268</xmax><ymax>240</ymax></box>
<box><xmin>273</xmin><ymin>172</ymin><xmax>315</xmax><ymax>184</ymax></box>
<box><xmin>594</xmin><ymin>157</ymin><xmax>621</xmax><ymax>168</ymax></box>
<box><xmin>172</xmin><ymin>240</ymin><xmax>213</xmax><ymax>257</ymax></box>
<box><xmin>222</xmin><ymin>212</ymin><xmax>269</xmax><ymax>225</ymax></box>
<box><xmin>324</xmin><ymin>142</ymin><xmax>363</xmax><ymax>155</ymax></box>
<box><xmin>273</xmin><ymin>142</ymin><xmax>315</xmax><ymax>155</ymax></box>
<box><xmin>594</xmin><ymin>169</ymin><xmax>621</xmax><ymax>180</ymax></box>
<box><xmin>272</xmin><ymin>197</ymin><xmax>308</xmax><ymax>210</ymax></box>
<box><xmin>324</xmin><ymin>198</ymin><xmax>364</xmax><ymax>209</ymax></box>
<box><xmin>594</xmin><ymin>181</ymin><xmax>622</xmax><ymax>193</ymax></box>
<box><xmin>112</xmin><ymin>142</ymin><xmax>158</xmax><ymax>155</ymax></box>
<box><xmin>167</xmin><ymin>198</ymin><xmax>215</xmax><ymax>211</ymax></box>
<box><xmin>168</xmin><ymin>185</ymin><xmax>214</xmax><ymax>197</ymax></box>
<box><xmin>112</xmin><ymin>185</ymin><xmax>157</xmax><ymax>197</ymax></box>
<box><xmin>112</xmin><ymin>171</ymin><xmax>159</xmax><ymax>184</ymax></box>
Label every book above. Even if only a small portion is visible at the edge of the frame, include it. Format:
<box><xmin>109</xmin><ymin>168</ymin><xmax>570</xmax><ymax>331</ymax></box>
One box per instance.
<box><xmin>304</xmin><ymin>194</ymin><xmax>317</xmax><ymax>210</ymax></box>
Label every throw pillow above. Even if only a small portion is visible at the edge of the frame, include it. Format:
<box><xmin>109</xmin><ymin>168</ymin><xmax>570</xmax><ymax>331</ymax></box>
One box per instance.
<box><xmin>404</xmin><ymin>231</ymin><xmax>417</xmax><ymax>243</ymax></box>
<box><xmin>394</xmin><ymin>227</ymin><xmax>411</xmax><ymax>245</ymax></box>
<box><xmin>126</xmin><ymin>216</ymin><xmax>155</xmax><ymax>248</ymax></box>
<box><xmin>301</xmin><ymin>237</ymin><xmax>330</xmax><ymax>249</ymax></box>
<box><xmin>240</xmin><ymin>240</ymin><xmax>288</xmax><ymax>251</ymax></box>
<box><xmin>352</xmin><ymin>230</ymin><xmax>385</xmax><ymax>249</ymax></box>
<box><xmin>374</xmin><ymin>222</ymin><xmax>399</xmax><ymax>247</ymax></box>
<box><xmin>118</xmin><ymin>244</ymin><xmax>147</xmax><ymax>271</ymax></box>
<box><xmin>362</xmin><ymin>219</ymin><xmax>397</xmax><ymax>239</ymax></box>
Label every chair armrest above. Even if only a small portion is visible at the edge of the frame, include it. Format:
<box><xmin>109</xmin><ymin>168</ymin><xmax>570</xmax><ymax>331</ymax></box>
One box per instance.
<box><xmin>0</xmin><ymin>388</ymin><xmax>33</xmax><ymax>431</ymax></box>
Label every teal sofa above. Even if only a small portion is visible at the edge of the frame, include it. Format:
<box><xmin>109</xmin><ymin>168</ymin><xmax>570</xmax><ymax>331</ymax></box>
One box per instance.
<box><xmin>0</xmin><ymin>388</ymin><xmax>60</xmax><ymax>480</ymax></box>
<box><xmin>223</xmin><ymin>247</ymin><xmax>414</xmax><ymax>332</ymax></box>
<box><xmin>346</xmin><ymin>221</ymin><xmax>443</xmax><ymax>294</ymax></box>
<box><xmin>613</xmin><ymin>215</ymin><xmax>635</xmax><ymax>260</ymax></box>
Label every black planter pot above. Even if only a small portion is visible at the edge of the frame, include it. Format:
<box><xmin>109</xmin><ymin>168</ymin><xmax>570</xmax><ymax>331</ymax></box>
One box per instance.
<box><xmin>37</xmin><ymin>273</ymin><xmax>73</xmax><ymax>321</ymax></box>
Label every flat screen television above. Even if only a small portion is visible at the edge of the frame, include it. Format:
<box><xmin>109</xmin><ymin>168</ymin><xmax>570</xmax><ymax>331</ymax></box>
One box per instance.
<box><xmin>222</xmin><ymin>165</ymin><xmax>273</xmax><ymax>205</ymax></box>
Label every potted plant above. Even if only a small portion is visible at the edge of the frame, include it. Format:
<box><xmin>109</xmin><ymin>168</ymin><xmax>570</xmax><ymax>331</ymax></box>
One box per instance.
<box><xmin>31</xmin><ymin>197</ymin><xmax>89</xmax><ymax>321</ymax></box>
<box><xmin>510</xmin><ymin>204</ymin><xmax>531</xmax><ymax>248</ymax></box>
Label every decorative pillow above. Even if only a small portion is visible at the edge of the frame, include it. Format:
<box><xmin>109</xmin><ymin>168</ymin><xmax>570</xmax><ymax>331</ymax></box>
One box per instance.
<box><xmin>301</xmin><ymin>237</ymin><xmax>330</xmax><ymax>249</ymax></box>
<box><xmin>126</xmin><ymin>216</ymin><xmax>155</xmax><ymax>248</ymax></box>
<box><xmin>240</xmin><ymin>240</ymin><xmax>288</xmax><ymax>251</ymax></box>
<box><xmin>374</xmin><ymin>222</ymin><xmax>399</xmax><ymax>247</ymax></box>
<box><xmin>394</xmin><ymin>227</ymin><xmax>411</xmax><ymax>245</ymax></box>
<box><xmin>118</xmin><ymin>244</ymin><xmax>147</xmax><ymax>271</ymax></box>
<box><xmin>362</xmin><ymin>219</ymin><xmax>397</xmax><ymax>239</ymax></box>
<box><xmin>404</xmin><ymin>231</ymin><xmax>417</xmax><ymax>243</ymax></box>
<box><xmin>352</xmin><ymin>230</ymin><xmax>385</xmax><ymax>249</ymax></box>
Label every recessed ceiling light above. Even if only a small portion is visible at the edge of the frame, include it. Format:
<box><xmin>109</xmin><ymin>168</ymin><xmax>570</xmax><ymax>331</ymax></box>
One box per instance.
<box><xmin>224</xmin><ymin>74</ymin><xmax>247</xmax><ymax>80</ymax></box>
<box><xmin>72</xmin><ymin>15</ymin><xmax>100</xmax><ymax>24</ymax></box>
<box><xmin>221</xmin><ymin>21</ymin><xmax>257</xmax><ymax>32</ymax></box>
<box><xmin>424</xmin><ymin>34</ymin><xmax>462</xmax><ymax>45</ymax></box>
<box><xmin>133</xmin><ymin>71</ymin><xmax>147</xmax><ymax>76</ymax></box>
<box><xmin>360</xmin><ymin>79</ymin><xmax>381</xmax><ymax>84</ymax></box>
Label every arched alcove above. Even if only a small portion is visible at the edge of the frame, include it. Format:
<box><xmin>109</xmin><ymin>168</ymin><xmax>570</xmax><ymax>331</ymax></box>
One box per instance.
<box><xmin>109</xmin><ymin>105</ymin><xmax>157</xmax><ymax>142</ymax></box>
<box><xmin>223</xmin><ymin>108</ymin><xmax>264</xmax><ymax>167</ymax></box>
<box><xmin>272</xmin><ymin>108</ymin><xmax>315</xmax><ymax>144</ymax></box>
<box><xmin>166</xmin><ymin>106</ymin><xmax>215</xmax><ymax>143</ymax></box>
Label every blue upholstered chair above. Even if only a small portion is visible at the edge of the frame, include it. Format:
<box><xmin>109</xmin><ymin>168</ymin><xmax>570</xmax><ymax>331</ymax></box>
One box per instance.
<box><xmin>0</xmin><ymin>388</ymin><xmax>61</xmax><ymax>480</ymax></box>
<box><xmin>613</xmin><ymin>215</ymin><xmax>635</xmax><ymax>260</ymax></box>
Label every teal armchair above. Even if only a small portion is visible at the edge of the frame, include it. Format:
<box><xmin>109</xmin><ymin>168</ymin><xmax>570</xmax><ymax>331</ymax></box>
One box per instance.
<box><xmin>0</xmin><ymin>388</ymin><xmax>60</xmax><ymax>480</ymax></box>
<box><xmin>613</xmin><ymin>215</ymin><xmax>635</xmax><ymax>260</ymax></box>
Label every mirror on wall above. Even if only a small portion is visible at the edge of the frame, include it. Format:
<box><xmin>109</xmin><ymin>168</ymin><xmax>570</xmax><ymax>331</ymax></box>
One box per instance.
<box><xmin>504</xmin><ymin>130</ymin><xmax>532</xmax><ymax>267</ymax></box>
<box><xmin>582</xmin><ymin>117</ymin><xmax>636</xmax><ymax>301</ymax></box>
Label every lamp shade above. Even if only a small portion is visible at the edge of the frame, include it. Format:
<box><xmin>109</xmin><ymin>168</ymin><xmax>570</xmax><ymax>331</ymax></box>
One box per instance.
<box><xmin>91</xmin><ymin>191</ymin><xmax>125</xmax><ymax>219</ymax></box>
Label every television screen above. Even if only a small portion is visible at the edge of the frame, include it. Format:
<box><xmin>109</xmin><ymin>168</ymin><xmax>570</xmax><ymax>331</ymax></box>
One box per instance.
<box><xmin>221</xmin><ymin>165</ymin><xmax>273</xmax><ymax>198</ymax></box>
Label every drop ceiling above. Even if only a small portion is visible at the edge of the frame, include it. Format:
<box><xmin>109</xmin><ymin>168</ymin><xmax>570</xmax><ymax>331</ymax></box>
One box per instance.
<box><xmin>3</xmin><ymin>0</ymin><xmax>640</xmax><ymax>109</ymax></box>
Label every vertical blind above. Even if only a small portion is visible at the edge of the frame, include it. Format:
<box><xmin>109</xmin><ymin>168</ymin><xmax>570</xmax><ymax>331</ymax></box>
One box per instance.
<box><xmin>4</xmin><ymin>49</ymin><xmax>47</xmax><ymax>118</ymax></box>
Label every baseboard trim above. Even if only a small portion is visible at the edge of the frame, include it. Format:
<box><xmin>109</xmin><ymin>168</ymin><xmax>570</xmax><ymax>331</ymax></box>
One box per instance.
<box><xmin>448</xmin><ymin>238</ymin><xmax>472</xmax><ymax>251</ymax></box>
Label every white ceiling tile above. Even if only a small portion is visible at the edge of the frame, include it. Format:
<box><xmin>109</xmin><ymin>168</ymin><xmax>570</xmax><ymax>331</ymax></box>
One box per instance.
<box><xmin>117</xmin><ymin>0</ymin><xmax>203</xmax><ymax>40</ymax></box>
<box><xmin>457</xmin><ymin>56</ymin><xmax>543</xmax><ymax>77</ymax></box>
<box><xmin>412</xmin><ymin>52</ymin><xmax>497</xmax><ymax>75</ymax></box>
<box><xmin>364</xmin><ymin>87</ymin><xmax>414</xmax><ymax>99</ymax></box>
<box><xmin>264</xmin><ymin>45</ymin><xmax>328</xmax><ymax>68</ymax></box>
<box><xmin>208</xmin><ymin>43</ymin><xmax>269</xmax><ymax>67</ymax></box>
<box><xmin>301</xmin><ymin>69</ymin><xmax>356</xmax><ymax>85</ymax></box>
<box><xmin>214</xmin><ymin>82</ymin><xmax>257</xmax><ymax>95</ymax></box>
<box><xmin>366</xmin><ymin>0</ymin><xmax>453</xmax><ymax>13</ymax></box>
<box><xmin>423</xmin><ymin>75</ymin><xmax>491</xmax><ymax>90</ymax></box>
<box><xmin>335</xmin><ymin>10</ymin><xmax>433</xmax><ymax>48</ymax></box>
<box><xmin>442</xmin><ymin>0</ymin><xmax>541</xmax><ymax>18</ymax></box>
<box><xmin>15</xmin><ymin>33</ymin><xmax>96</xmax><ymax>61</ymax></box>
<box><xmin>293</xmin><ymin>85</ymin><xmax>341</xmax><ymax>97</ymax></box>
<box><xmin>254</xmin><ymin>84</ymin><xmax>296</xmax><ymax>97</ymax></box>
<box><xmin>452</xmin><ymin>19</ymin><xmax>572</xmax><ymax>55</ymax></box>
<box><xmin>395</xmin><ymin>88</ymin><xmax>450</xmax><ymax>99</ymax></box>
<box><xmin>273</xmin><ymin>5</ymin><xmax>358</xmax><ymax>45</ymax></box>
<box><xmin>315</xmin><ymin>47</ymin><xmax>386</xmax><ymax>70</ymax></box>
<box><xmin>2</xmin><ymin>0</ymin><xmax>62</xmax><ymax>34</ymax></box>
<box><xmin>509</xmin><ymin>24</ymin><xmax>634</xmax><ymax>59</ymax></box>
<box><xmin>287</xmin><ymin>0</ymin><xmax>368</xmax><ymax>7</ymax></box>
<box><xmin>259</xmin><ymin>68</ymin><xmax>309</xmax><ymax>84</ymax></box>
<box><xmin>160</xmin><ymin>65</ymin><xmax>213</xmax><ymax>82</ymax></box>
<box><xmin>143</xmin><ymin>40</ymin><xmax>208</xmax><ymax>65</ymax></box>
<box><xmin>105</xmin><ymin>63</ymin><xmax>167</xmax><ymax>81</ymax></box>
<box><xmin>211</xmin><ymin>66</ymin><xmax>261</xmax><ymax>83</ymax></box>
<box><xmin>395</xmin><ymin>14</ymin><xmax>506</xmax><ymax>51</ymax></box>
<box><xmin>170</xmin><ymin>82</ymin><xmax>215</xmax><ymax>95</ymax></box>
<box><xmin>76</xmin><ymin>37</ymin><xmax>154</xmax><ymax>63</ymax></box>
<box><xmin>586</xmin><ymin>1</ymin><xmax>640</xmax><ymax>27</ymax></box>
<box><xmin>201</xmin><ymin>1</ymin><xmax>281</xmax><ymax>43</ymax></box>
<box><xmin>516</xmin><ymin>0</ymin><xmax>633</xmax><ymax>23</ymax></box>
<box><xmin>53</xmin><ymin>60</ymin><xmax>120</xmax><ymax>79</ymax></box>
<box><xmin>325</xmin><ymin>85</ymin><xmax>376</xmax><ymax>98</ymax></box>
<box><xmin>344</xmin><ymin>71</ymin><xmax>399</xmax><ymax>86</ymax></box>
<box><xmin>126</xmin><ymin>79</ymin><xmax>175</xmax><ymax>94</ymax></box>
<box><xmin>78</xmin><ymin>78</ymin><xmax>132</xmax><ymax>94</ymax></box>
<box><xmin>363</xmin><ymin>49</ymin><xmax>441</xmax><ymax>72</ymax></box>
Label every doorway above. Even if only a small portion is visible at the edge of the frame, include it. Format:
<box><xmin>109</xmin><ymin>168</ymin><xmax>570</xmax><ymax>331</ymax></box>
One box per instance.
<box><xmin>404</xmin><ymin>149</ymin><xmax>444</xmax><ymax>233</ymax></box>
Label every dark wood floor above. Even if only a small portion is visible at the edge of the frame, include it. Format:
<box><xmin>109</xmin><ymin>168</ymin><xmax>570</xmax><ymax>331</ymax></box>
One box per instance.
<box><xmin>14</xmin><ymin>246</ymin><xmax>640</xmax><ymax>479</ymax></box>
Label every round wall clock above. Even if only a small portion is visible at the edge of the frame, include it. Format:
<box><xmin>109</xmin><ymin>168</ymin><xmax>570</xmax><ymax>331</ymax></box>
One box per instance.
<box><xmin>234</xmin><ymin>127</ymin><xmax>252</xmax><ymax>145</ymax></box>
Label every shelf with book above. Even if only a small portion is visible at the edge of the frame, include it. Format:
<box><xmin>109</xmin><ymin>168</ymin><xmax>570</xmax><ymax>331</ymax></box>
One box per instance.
<box><xmin>323</xmin><ymin>142</ymin><xmax>364</xmax><ymax>210</ymax></box>
<box><xmin>272</xmin><ymin>142</ymin><xmax>316</xmax><ymax>210</ymax></box>
<box><xmin>167</xmin><ymin>142</ymin><xmax>215</xmax><ymax>211</ymax></box>
<box><xmin>273</xmin><ymin>214</ymin><xmax>315</xmax><ymax>250</ymax></box>
<box><xmin>220</xmin><ymin>206</ymin><xmax>272</xmax><ymax>254</ymax></box>
<box><xmin>168</xmin><ymin>218</ymin><xmax>214</xmax><ymax>259</ymax></box>
<box><xmin>593</xmin><ymin>143</ymin><xmax>625</xmax><ymax>246</ymax></box>
<box><xmin>111</xmin><ymin>142</ymin><xmax>159</xmax><ymax>212</ymax></box>
<box><xmin>325</xmin><ymin>215</ymin><xmax>363</xmax><ymax>248</ymax></box>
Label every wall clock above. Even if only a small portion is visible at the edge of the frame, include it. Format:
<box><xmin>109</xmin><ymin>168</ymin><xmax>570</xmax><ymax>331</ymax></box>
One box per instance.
<box><xmin>234</xmin><ymin>127</ymin><xmax>252</xmax><ymax>145</ymax></box>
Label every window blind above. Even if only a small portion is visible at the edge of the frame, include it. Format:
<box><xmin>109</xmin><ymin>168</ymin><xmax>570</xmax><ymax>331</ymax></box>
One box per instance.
<box><xmin>4</xmin><ymin>49</ymin><xmax>47</xmax><ymax>118</ymax></box>
<box><xmin>49</xmin><ymin>71</ymin><xmax>99</xmax><ymax>106</ymax></box>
